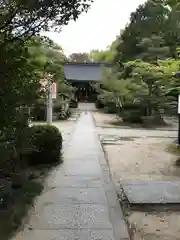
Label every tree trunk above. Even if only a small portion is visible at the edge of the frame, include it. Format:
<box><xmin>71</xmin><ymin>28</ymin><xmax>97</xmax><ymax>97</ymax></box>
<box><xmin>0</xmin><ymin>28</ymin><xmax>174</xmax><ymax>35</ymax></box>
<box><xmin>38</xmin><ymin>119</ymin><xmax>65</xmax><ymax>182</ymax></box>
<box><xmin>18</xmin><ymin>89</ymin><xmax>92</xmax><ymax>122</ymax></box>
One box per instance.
<box><xmin>115</xmin><ymin>96</ymin><xmax>123</xmax><ymax>116</ymax></box>
<box><xmin>147</xmin><ymin>84</ymin><xmax>152</xmax><ymax>116</ymax></box>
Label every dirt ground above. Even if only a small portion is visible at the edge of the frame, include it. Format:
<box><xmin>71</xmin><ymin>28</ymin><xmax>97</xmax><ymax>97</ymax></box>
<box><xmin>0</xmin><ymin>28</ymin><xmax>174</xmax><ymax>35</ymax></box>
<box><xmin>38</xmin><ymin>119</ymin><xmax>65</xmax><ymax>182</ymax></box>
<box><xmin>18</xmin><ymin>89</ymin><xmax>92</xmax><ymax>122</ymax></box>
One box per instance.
<box><xmin>93</xmin><ymin>111</ymin><xmax>180</xmax><ymax>240</ymax></box>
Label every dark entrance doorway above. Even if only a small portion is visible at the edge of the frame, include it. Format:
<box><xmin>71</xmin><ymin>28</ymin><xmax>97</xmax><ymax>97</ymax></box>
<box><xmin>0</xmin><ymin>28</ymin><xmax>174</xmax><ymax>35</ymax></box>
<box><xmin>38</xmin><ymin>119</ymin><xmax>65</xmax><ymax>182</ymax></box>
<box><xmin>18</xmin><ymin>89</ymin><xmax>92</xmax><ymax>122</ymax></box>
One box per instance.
<box><xmin>71</xmin><ymin>81</ymin><xmax>97</xmax><ymax>102</ymax></box>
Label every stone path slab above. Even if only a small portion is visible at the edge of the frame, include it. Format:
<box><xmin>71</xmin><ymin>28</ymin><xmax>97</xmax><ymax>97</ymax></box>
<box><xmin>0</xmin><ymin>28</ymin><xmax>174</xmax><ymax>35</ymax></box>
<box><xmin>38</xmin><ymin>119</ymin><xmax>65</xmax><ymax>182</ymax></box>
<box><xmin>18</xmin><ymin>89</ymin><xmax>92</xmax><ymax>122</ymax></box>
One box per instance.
<box><xmin>36</xmin><ymin>187</ymin><xmax>107</xmax><ymax>204</ymax></box>
<box><xmin>28</xmin><ymin>203</ymin><xmax>113</xmax><ymax>229</ymax></box>
<box><xmin>46</xmin><ymin>175</ymin><xmax>104</xmax><ymax>188</ymax></box>
<box><xmin>121</xmin><ymin>179</ymin><xmax>180</xmax><ymax>204</ymax></box>
<box><xmin>12</xmin><ymin>112</ymin><xmax>129</xmax><ymax>240</ymax></box>
<box><xmin>60</xmin><ymin>160</ymin><xmax>102</xmax><ymax>176</ymax></box>
<box><xmin>15</xmin><ymin>229</ymin><xmax>116</xmax><ymax>240</ymax></box>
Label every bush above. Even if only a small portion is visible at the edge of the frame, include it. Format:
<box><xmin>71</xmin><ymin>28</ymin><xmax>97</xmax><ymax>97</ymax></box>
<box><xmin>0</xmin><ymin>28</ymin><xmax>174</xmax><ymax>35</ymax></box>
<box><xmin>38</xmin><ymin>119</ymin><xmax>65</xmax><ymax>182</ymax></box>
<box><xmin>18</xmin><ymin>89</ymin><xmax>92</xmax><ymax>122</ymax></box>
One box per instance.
<box><xmin>95</xmin><ymin>99</ymin><xmax>104</xmax><ymax>109</ymax></box>
<box><xmin>23</xmin><ymin>125</ymin><xmax>62</xmax><ymax>165</ymax></box>
<box><xmin>121</xmin><ymin>110</ymin><xmax>143</xmax><ymax>123</ymax></box>
<box><xmin>0</xmin><ymin>141</ymin><xmax>15</xmax><ymax>176</ymax></box>
<box><xmin>53</xmin><ymin>101</ymin><xmax>62</xmax><ymax>114</ymax></box>
<box><xmin>104</xmin><ymin>102</ymin><xmax>118</xmax><ymax>114</ymax></box>
<box><xmin>31</xmin><ymin>100</ymin><xmax>46</xmax><ymax>121</ymax></box>
<box><xmin>141</xmin><ymin>115</ymin><xmax>166</xmax><ymax>127</ymax></box>
<box><xmin>121</xmin><ymin>103</ymin><xmax>148</xmax><ymax>124</ymax></box>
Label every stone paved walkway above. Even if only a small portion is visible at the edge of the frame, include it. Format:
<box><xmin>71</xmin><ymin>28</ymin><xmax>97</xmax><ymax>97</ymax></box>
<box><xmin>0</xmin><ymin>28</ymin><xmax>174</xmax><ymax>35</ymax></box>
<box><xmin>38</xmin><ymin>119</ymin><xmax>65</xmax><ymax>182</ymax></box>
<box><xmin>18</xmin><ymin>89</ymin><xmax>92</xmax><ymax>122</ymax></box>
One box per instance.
<box><xmin>12</xmin><ymin>112</ymin><xmax>129</xmax><ymax>240</ymax></box>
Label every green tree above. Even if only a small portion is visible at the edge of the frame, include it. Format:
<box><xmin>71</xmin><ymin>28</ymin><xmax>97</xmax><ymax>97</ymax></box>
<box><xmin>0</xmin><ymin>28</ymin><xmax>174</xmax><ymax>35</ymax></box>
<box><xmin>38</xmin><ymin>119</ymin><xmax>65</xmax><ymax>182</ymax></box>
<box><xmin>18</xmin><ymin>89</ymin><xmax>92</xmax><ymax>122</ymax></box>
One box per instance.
<box><xmin>95</xmin><ymin>68</ymin><xmax>140</xmax><ymax>113</ymax></box>
<box><xmin>89</xmin><ymin>48</ymin><xmax>115</xmax><ymax>63</ymax></box>
<box><xmin>0</xmin><ymin>0</ymin><xmax>93</xmax><ymax>140</ymax></box>
<box><xmin>69</xmin><ymin>52</ymin><xmax>90</xmax><ymax>62</ymax></box>
<box><xmin>137</xmin><ymin>35</ymin><xmax>171</xmax><ymax>62</ymax></box>
<box><xmin>113</xmin><ymin>0</ymin><xmax>180</xmax><ymax>63</ymax></box>
<box><xmin>28</xmin><ymin>36</ymin><xmax>75</xmax><ymax>101</ymax></box>
<box><xmin>0</xmin><ymin>41</ymin><xmax>41</xmax><ymax>140</ymax></box>
<box><xmin>97</xmin><ymin>57</ymin><xmax>180</xmax><ymax>118</ymax></box>
<box><xmin>0</xmin><ymin>0</ymin><xmax>93</xmax><ymax>41</ymax></box>
<box><xmin>28</xmin><ymin>36</ymin><xmax>67</xmax><ymax>78</ymax></box>
<box><xmin>96</xmin><ymin>0</ymin><xmax>180</xmax><ymax>122</ymax></box>
<box><xmin>125</xmin><ymin>60</ymin><xmax>174</xmax><ymax>116</ymax></box>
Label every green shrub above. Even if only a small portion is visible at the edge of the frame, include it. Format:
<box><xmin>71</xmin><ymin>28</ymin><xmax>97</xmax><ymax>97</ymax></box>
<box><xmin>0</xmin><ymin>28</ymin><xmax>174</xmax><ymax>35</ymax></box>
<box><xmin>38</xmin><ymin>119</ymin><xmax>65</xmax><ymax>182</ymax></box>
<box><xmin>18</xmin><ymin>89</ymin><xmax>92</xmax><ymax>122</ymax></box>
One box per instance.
<box><xmin>53</xmin><ymin>101</ymin><xmax>62</xmax><ymax>114</ymax></box>
<box><xmin>121</xmin><ymin>103</ymin><xmax>148</xmax><ymax>124</ymax></box>
<box><xmin>104</xmin><ymin>102</ymin><xmax>118</xmax><ymax>114</ymax></box>
<box><xmin>123</xmin><ymin>103</ymin><xmax>147</xmax><ymax>114</ymax></box>
<box><xmin>31</xmin><ymin>100</ymin><xmax>46</xmax><ymax>121</ymax></box>
<box><xmin>141</xmin><ymin>116</ymin><xmax>166</xmax><ymax>127</ymax></box>
<box><xmin>23</xmin><ymin>125</ymin><xmax>62</xmax><ymax>165</ymax></box>
<box><xmin>0</xmin><ymin>141</ymin><xmax>14</xmax><ymax>176</ymax></box>
<box><xmin>95</xmin><ymin>99</ymin><xmax>104</xmax><ymax>109</ymax></box>
<box><xmin>121</xmin><ymin>110</ymin><xmax>143</xmax><ymax>123</ymax></box>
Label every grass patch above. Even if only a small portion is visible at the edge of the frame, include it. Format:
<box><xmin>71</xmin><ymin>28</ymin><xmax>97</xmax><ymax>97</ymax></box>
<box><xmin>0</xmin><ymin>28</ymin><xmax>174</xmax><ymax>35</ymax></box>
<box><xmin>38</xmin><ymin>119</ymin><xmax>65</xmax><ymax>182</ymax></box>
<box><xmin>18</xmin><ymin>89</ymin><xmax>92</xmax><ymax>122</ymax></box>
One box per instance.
<box><xmin>167</xmin><ymin>144</ymin><xmax>180</xmax><ymax>167</ymax></box>
<box><xmin>0</xmin><ymin>176</ymin><xmax>43</xmax><ymax>240</ymax></box>
<box><xmin>167</xmin><ymin>144</ymin><xmax>180</xmax><ymax>155</ymax></box>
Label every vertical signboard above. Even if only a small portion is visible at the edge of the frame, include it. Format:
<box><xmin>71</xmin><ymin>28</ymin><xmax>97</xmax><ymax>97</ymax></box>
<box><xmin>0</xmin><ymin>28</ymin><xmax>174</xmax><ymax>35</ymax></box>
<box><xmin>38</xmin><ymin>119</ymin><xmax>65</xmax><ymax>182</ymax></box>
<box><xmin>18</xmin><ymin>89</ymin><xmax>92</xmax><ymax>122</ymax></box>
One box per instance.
<box><xmin>178</xmin><ymin>95</ymin><xmax>180</xmax><ymax>114</ymax></box>
<box><xmin>52</xmin><ymin>82</ymin><xmax>57</xmax><ymax>99</ymax></box>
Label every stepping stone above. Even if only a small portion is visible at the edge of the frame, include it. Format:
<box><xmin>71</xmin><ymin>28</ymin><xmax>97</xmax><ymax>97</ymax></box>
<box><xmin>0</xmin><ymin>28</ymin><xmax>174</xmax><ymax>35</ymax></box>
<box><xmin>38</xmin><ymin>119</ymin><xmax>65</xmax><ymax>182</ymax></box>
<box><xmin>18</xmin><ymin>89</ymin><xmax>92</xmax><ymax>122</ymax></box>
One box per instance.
<box><xmin>121</xmin><ymin>179</ymin><xmax>180</xmax><ymax>204</ymax></box>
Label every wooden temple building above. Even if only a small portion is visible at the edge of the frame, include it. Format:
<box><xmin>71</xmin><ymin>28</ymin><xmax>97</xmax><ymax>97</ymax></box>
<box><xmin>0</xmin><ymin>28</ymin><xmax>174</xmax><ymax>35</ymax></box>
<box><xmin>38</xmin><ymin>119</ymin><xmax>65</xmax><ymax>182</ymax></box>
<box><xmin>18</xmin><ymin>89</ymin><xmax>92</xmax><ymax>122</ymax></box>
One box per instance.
<box><xmin>64</xmin><ymin>62</ymin><xmax>112</xmax><ymax>102</ymax></box>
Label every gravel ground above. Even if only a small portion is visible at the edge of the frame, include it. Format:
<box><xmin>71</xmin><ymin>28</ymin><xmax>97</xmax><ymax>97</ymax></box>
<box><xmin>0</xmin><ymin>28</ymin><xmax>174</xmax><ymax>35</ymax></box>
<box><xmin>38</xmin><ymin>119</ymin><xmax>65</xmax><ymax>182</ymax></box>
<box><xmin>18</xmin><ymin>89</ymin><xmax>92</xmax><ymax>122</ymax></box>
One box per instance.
<box><xmin>92</xmin><ymin>111</ymin><xmax>180</xmax><ymax>240</ymax></box>
<box><xmin>103</xmin><ymin>138</ymin><xmax>180</xmax><ymax>182</ymax></box>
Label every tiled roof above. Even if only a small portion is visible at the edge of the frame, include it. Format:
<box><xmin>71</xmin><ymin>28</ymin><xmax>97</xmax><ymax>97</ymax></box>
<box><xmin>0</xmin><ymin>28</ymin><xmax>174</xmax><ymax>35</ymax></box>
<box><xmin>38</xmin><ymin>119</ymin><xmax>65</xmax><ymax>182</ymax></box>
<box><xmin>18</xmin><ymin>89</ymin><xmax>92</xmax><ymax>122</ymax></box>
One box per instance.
<box><xmin>64</xmin><ymin>62</ymin><xmax>112</xmax><ymax>82</ymax></box>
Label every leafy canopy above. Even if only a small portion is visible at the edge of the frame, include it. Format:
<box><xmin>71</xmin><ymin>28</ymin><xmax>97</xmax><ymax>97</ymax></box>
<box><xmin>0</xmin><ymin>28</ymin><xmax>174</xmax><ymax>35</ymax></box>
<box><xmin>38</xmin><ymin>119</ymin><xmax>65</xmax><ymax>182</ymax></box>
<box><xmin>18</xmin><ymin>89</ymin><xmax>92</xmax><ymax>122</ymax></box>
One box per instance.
<box><xmin>0</xmin><ymin>0</ymin><xmax>93</xmax><ymax>40</ymax></box>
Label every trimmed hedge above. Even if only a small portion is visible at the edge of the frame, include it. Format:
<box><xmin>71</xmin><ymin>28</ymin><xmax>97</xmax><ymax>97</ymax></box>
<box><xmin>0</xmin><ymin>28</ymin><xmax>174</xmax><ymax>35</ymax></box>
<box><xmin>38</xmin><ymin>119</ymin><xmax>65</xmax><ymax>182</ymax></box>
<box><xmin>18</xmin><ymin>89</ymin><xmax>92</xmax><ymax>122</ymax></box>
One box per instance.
<box><xmin>121</xmin><ymin>110</ymin><xmax>143</xmax><ymax>123</ymax></box>
<box><xmin>96</xmin><ymin>100</ymin><xmax>118</xmax><ymax>113</ymax></box>
<box><xmin>95</xmin><ymin>99</ymin><xmax>104</xmax><ymax>109</ymax></box>
<box><xmin>141</xmin><ymin>116</ymin><xmax>166</xmax><ymax>127</ymax></box>
<box><xmin>121</xmin><ymin>103</ymin><xmax>147</xmax><ymax>124</ymax></box>
<box><xmin>23</xmin><ymin>125</ymin><xmax>62</xmax><ymax>165</ymax></box>
<box><xmin>104</xmin><ymin>102</ymin><xmax>118</xmax><ymax>114</ymax></box>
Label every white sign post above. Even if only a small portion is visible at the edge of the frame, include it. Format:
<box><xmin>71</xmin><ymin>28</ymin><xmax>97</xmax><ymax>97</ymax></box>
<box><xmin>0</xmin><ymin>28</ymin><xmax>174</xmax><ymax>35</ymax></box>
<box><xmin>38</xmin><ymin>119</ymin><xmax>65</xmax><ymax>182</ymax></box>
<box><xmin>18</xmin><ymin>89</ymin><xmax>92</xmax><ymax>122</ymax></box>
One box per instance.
<box><xmin>177</xmin><ymin>94</ymin><xmax>180</xmax><ymax>145</ymax></box>
<box><xmin>52</xmin><ymin>82</ymin><xmax>57</xmax><ymax>99</ymax></box>
<box><xmin>178</xmin><ymin>95</ymin><xmax>180</xmax><ymax>114</ymax></box>
<box><xmin>47</xmin><ymin>80</ymin><xmax>53</xmax><ymax>125</ymax></box>
<box><xmin>46</xmin><ymin>74</ymin><xmax>55</xmax><ymax>125</ymax></box>
<box><xmin>40</xmin><ymin>75</ymin><xmax>56</xmax><ymax>125</ymax></box>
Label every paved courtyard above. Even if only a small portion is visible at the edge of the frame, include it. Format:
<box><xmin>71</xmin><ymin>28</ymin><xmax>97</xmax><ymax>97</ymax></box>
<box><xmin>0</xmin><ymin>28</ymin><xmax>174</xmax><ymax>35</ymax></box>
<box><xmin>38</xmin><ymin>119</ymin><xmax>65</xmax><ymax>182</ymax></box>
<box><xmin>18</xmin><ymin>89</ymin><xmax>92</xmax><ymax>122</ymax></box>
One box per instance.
<box><xmin>12</xmin><ymin>112</ymin><xmax>129</xmax><ymax>240</ymax></box>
